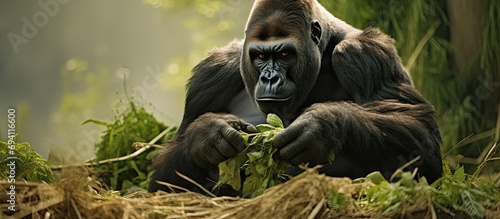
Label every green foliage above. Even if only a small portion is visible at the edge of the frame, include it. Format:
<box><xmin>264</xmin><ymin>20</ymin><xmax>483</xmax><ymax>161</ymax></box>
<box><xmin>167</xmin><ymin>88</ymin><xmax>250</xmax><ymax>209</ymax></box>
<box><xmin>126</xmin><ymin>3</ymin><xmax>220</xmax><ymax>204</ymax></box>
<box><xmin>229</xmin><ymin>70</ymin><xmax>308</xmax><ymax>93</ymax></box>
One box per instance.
<box><xmin>215</xmin><ymin>114</ymin><xmax>291</xmax><ymax>197</ymax></box>
<box><xmin>362</xmin><ymin>172</ymin><xmax>421</xmax><ymax>214</ymax></box>
<box><xmin>327</xmin><ymin>188</ymin><xmax>346</xmax><ymax>211</ymax></box>
<box><xmin>85</xmin><ymin>101</ymin><xmax>176</xmax><ymax>193</ymax></box>
<box><xmin>360</xmin><ymin>162</ymin><xmax>500</xmax><ymax>218</ymax></box>
<box><xmin>431</xmin><ymin>163</ymin><xmax>499</xmax><ymax>218</ymax></box>
<box><xmin>266</xmin><ymin>113</ymin><xmax>284</xmax><ymax>128</ymax></box>
<box><xmin>0</xmin><ymin>140</ymin><xmax>54</xmax><ymax>183</ymax></box>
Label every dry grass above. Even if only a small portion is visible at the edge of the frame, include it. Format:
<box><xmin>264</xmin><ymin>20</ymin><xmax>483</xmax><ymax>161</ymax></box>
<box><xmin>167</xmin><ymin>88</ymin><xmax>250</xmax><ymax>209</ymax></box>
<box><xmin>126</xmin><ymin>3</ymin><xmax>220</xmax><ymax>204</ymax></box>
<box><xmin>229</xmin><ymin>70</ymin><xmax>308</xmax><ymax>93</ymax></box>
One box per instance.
<box><xmin>1</xmin><ymin>168</ymin><xmax>372</xmax><ymax>219</ymax></box>
<box><xmin>1</xmin><ymin>168</ymin><xmax>499</xmax><ymax>219</ymax></box>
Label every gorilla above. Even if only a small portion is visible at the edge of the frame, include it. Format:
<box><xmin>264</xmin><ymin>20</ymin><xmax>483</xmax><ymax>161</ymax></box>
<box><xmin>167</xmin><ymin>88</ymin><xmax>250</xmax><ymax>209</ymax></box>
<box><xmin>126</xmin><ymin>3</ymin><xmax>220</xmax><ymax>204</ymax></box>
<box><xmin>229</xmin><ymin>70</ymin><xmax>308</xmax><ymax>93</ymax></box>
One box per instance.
<box><xmin>149</xmin><ymin>0</ymin><xmax>442</xmax><ymax>195</ymax></box>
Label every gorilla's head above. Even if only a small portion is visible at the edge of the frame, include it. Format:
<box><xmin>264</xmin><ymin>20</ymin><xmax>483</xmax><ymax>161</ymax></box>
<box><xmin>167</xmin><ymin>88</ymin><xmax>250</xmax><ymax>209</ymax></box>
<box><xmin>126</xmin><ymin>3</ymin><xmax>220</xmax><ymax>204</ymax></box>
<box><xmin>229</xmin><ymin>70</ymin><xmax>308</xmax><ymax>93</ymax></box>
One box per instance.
<box><xmin>240</xmin><ymin>0</ymin><xmax>324</xmax><ymax>118</ymax></box>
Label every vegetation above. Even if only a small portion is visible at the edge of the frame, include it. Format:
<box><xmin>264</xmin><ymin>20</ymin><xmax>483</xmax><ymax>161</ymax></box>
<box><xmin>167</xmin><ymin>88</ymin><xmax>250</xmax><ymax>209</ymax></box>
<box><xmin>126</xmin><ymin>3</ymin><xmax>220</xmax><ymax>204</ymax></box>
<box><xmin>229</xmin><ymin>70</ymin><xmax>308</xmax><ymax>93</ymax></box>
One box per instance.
<box><xmin>216</xmin><ymin>114</ymin><xmax>291</xmax><ymax>197</ymax></box>
<box><xmin>358</xmin><ymin>163</ymin><xmax>500</xmax><ymax>218</ymax></box>
<box><xmin>84</xmin><ymin>100</ymin><xmax>176</xmax><ymax>193</ymax></box>
<box><xmin>0</xmin><ymin>140</ymin><xmax>54</xmax><ymax>183</ymax></box>
<box><xmin>2</xmin><ymin>108</ymin><xmax>499</xmax><ymax>218</ymax></box>
<box><xmin>3</xmin><ymin>158</ymin><xmax>499</xmax><ymax>218</ymax></box>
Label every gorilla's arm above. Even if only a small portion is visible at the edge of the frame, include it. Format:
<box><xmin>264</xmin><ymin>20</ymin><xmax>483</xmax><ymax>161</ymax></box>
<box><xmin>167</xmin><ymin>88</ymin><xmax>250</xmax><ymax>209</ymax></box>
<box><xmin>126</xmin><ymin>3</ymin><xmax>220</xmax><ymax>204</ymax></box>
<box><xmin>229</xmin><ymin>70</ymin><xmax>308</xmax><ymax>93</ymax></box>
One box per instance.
<box><xmin>274</xmin><ymin>28</ymin><xmax>442</xmax><ymax>182</ymax></box>
<box><xmin>177</xmin><ymin>40</ymin><xmax>245</xmax><ymax>134</ymax></box>
<box><xmin>149</xmin><ymin>40</ymin><xmax>252</xmax><ymax>194</ymax></box>
<box><xmin>276</xmin><ymin>101</ymin><xmax>442</xmax><ymax>181</ymax></box>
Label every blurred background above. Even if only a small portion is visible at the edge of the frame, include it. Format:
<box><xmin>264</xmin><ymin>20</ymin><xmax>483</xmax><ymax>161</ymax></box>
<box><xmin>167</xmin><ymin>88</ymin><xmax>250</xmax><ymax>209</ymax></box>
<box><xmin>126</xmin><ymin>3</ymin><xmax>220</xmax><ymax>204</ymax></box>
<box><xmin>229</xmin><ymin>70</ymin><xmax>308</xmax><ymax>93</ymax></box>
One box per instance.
<box><xmin>0</xmin><ymin>0</ymin><xmax>254</xmax><ymax>163</ymax></box>
<box><xmin>0</xmin><ymin>0</ymin><xmax>498</xmax><ymax>172</ymax></box>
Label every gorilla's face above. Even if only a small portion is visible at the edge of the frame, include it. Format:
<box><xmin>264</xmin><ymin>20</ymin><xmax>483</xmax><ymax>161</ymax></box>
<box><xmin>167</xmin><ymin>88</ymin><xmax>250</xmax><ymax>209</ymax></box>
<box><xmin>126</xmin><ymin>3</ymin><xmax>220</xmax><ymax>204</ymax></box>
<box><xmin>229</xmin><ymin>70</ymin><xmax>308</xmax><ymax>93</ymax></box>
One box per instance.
<box><xmin>241</xmin><ymin>4</ymin><xmax>322</xmax><ymax>117</ymax></box>
<box><xmin>249</xmin><ymin>40</ymin><xmax>298</xmax><ymax>113</ymax></box>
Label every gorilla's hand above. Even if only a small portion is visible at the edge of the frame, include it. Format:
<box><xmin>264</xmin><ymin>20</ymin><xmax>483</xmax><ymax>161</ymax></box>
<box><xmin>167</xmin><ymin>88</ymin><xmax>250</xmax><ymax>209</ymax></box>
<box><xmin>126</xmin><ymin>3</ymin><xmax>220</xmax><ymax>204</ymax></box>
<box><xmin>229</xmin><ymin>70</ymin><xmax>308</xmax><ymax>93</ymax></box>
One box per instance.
<box><xmin>273</xmin><ymin>110</ymin><xmax>336</xmax><ymax>166</ymax></box>
<box><xmin>184</xmin><ymin>113</ymin><xmax>257</xmax><ymax>168</ymax></box>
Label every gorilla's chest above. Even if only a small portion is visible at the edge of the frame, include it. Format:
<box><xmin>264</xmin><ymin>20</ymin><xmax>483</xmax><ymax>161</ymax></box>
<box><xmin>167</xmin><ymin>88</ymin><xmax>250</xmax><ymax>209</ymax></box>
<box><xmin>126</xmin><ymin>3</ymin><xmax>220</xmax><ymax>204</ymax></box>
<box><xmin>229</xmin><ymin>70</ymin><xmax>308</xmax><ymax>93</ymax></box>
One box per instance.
<box><xmin>227</xmin><ymin>90</ymin><xmax>266</xmax><ymax>126</ymax></box>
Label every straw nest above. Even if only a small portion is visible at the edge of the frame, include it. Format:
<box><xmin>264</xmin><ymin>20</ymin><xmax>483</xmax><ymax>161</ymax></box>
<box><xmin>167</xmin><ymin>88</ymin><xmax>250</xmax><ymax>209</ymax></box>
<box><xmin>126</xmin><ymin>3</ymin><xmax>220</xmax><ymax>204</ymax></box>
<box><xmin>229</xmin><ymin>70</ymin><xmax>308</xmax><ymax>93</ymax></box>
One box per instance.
<box><xmin>1</xmin><ymin>168</ymin><xmax>365</xmax><ymax>219</ymax></box>
<box><xmin>1</xmin><ymin>168</ymin><xmax>498</xmax><ymax>219</ymax></box>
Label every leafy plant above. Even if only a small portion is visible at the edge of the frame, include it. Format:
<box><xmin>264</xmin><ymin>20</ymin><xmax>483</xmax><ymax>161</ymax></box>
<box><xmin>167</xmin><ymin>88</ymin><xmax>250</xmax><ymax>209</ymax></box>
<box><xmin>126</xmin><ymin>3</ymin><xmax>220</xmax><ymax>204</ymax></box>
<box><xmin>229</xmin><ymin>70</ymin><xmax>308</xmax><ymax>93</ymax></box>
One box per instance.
<box><xmin>360</xmin><ymin>162</ymin><xmax>500</xmax><ymax>218</ymax></box>
<box><xmin>84</xmin><ymin>101</ymin><xmax>176</xmax><ymax>193</ymax></box>
<box><xmin>0</xmin><ymin>140</ymin><xmax>54</xmax><ymax>183</ymax></box>
<box><xmin>430</xmin><ymin>163</ymin><xmax>499</xmax><ymax>219</ymax></box>
<box><xmin>327</xmin><ymin>188</ymin><xmax>346</xmax><ymax>211</ymax></box>
<box><xmin>215</xmin><ymin>114</ymin><xmax>291</xmax><ymax>197</ymax></box>
<box><xmin>362</xmin><ymin>172</ymin><xmax>421</xmax><ymax>214</ymax></box>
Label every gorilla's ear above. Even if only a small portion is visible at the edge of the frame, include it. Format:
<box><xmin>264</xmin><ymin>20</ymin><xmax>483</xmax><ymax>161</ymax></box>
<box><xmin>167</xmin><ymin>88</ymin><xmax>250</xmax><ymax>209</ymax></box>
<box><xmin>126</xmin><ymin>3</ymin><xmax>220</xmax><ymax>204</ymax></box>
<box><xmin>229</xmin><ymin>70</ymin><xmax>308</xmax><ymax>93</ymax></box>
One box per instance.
<box><xmin>311</xmin><ymin>20</ymin><xmax>322</xmax><ymax>45</ymax></box>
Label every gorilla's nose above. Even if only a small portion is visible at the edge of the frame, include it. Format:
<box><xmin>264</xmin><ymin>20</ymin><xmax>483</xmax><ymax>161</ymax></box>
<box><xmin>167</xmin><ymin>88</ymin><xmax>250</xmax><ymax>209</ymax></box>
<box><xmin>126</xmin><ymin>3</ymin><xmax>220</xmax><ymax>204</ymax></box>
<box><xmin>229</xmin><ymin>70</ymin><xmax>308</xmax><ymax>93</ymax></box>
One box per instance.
<box><xmin>259</xmin><ymin>70</ymin><xmax>283</xmax><ymax>91</ymax></box>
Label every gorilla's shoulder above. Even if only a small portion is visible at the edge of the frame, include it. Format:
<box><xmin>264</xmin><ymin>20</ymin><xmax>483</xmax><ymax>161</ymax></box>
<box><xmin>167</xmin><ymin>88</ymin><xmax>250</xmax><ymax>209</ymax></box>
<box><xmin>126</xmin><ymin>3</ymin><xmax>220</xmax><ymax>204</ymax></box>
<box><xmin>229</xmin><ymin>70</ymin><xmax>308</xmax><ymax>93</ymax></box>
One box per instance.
<box><xmin>215</xmin><ymin>39</ymin><xmax>244</xmax><ymax>53</ymax></box>
<box><xmin>189</xmin><ymin>39</ymin><xmax>244</xmax><ymax>88</ymax></box>
<box><xmin>208</xmin><ymin>39</ymin><xmax>244</xmax><ymax>61</ymax></box>
<box><xmin>192</xmin><ymin>39</ymin><xmax>243</xmax><ymax>76</ymax></box>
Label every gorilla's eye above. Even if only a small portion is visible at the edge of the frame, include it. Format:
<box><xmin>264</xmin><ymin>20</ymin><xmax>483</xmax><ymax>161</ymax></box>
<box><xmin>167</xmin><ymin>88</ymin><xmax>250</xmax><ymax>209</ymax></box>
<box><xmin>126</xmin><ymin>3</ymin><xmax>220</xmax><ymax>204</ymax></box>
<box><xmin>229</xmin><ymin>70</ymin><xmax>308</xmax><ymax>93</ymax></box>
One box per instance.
<box><xmin>281</xmin><ymin>52</ymin><xmax>289</xmax><ymax>57</ymax></box>
<box><xmin>258</xmin><ymin>54</ymin><xmax>266</xmax><ymax>59</ymax></box>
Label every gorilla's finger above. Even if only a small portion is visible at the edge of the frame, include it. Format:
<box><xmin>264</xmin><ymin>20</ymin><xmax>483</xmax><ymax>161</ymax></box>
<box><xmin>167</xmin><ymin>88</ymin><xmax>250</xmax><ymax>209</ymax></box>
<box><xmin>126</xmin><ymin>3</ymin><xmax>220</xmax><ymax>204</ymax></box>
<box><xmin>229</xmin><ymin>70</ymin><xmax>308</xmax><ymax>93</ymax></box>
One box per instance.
<box><xmin>289</xmin><ymin>151</ymin><xmax>313</xmax><ymax>166</ymax></box>
<box><xmin>278</xmin><ymin>136</ymin><xmax>309</xmax><ymax>161</ymax></box>
<box><xmin>205</xmin><ymin>146</ymin><xmax>227</xmax><ymax>164</ymax></box>
<box><xmin>273</xmin><ymin>124</ymin><xmax>302</xmax><ymax>148</ymax></box>
<box><xmin>227</xmin><ymin>120</ymin><xmax>242</xmax><ymax>130</ymax></box>
<box><xmin>243</xmin><ymin>123</ymin><xmax>257</xmax><ymax>133</ymax></box>
<box><xmin>279</xmin><ymin>129</ymin><xmax>313</xmax><ymax>160</ymax></box>
<box><xmin>212</xmin><ymin>134</ymin><xmax>238</xmax><ymax>158</ymax></box>
<box><xmin>227</xmin><ymin>120</ymin><xmax>256</xmax><ymax>133</ymax></box>
<box><xmin>221</xmin><ymin>127</ymin><xmax>246</xmax><ymax>152</ymax></box>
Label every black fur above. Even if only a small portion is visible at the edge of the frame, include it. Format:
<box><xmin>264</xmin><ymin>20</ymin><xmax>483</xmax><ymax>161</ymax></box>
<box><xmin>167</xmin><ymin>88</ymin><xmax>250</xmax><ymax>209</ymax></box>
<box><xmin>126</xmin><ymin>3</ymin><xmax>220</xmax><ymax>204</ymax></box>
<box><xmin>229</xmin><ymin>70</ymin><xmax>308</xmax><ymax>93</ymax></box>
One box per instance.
<box><xmin>149</xmin><ymin>0</ymin><xmax>442</xmax><ymax>195</ymax></box>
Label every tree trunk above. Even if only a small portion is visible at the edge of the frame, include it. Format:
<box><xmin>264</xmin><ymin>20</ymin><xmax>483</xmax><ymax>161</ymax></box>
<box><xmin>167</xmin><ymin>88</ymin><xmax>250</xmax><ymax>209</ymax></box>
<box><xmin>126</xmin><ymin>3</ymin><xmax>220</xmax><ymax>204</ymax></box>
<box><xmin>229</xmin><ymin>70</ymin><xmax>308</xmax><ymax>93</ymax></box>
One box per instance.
<box><xmin>446</xmin><ymin>0</ymin><xmax>485</xmax><ymax>76</ymax></box>
<box><xmin>447</xmin><ymin>0</ymin><xmax>499</xmax><ymax>131</ymax></box>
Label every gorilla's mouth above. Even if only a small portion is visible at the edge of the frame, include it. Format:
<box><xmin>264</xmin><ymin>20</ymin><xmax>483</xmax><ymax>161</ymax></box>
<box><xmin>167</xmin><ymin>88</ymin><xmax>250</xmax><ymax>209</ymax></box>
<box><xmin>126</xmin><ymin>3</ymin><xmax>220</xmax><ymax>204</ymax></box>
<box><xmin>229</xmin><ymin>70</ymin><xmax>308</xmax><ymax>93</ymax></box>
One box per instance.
<box><xmin>256</xmin><ymin>95</ymin><xmax>292</xmax><ymax>102</ymax></box>
<box><xmin>256</xmin><ymin>95</ymin><xmax>292</xmax><ymax>115</ymax></box>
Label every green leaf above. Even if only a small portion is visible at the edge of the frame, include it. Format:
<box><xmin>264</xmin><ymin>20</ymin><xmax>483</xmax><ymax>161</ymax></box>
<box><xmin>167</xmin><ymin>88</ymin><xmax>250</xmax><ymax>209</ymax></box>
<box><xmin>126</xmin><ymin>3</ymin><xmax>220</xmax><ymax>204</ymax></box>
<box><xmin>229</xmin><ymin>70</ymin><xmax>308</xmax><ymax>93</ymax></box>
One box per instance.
<box><xmin>81</xmin><ymin>119</ymin><xmax>109</xmax><ymax>126</ymax></box>
<box><xmin>240</xmin><ymin>131</ymin><xmax>250</xmax><ymax>144</ymax></box>
<box><xmin>247</xmin><ymin>151</ymin><xmax>263</xmax><ymax>162</ymax></box>
<box><xmin>256</xmin><ymin>176</ymin><xmax>270</xmax><ymax>196</ymax></box>
<box><xmin>366</xmin><ymin>171</ymin><xmax>386</xmax><ymax>185</ymax></box>
<box><xmin>267</xmin><ymin>155</ymin><xmax>274</xmax><ymax>167</ymax></box>
<box><xmin>400</xmin><ymin>172</ymin><xmax>414</xmax><ymax>188</ymax></box>
<box><xmin>225</xmin><ymin>169</ymin><xmax>242</xmax><ymax>190</ymax></box>
<box><xmin>266</xmin><ymin>113</ymin><xmax>284</xmax><ymax>128</ymax></box>
<box><xmin>453</xmin><ymin>166</ymin><xmax>466</xmax><ymax>183</ymax></box>
<box><xmin>256</xmin><ymin>124</ymin><xmax>275</xmax><ymax>132</ymax></box>
<box><xmin>461</xmin><ymin>190</ymin><xmax>485</xmax><ymax>219</ymax></box>
<box><xmin>219</xmin><ymin>160</ymin><xmax>231</xmax><ymax>174</ymax></box>
<box><xmin>327</xmin><ymin>150</ymin><xmax>336</xmax><ymax>163</ymax></box>
<box><xmin>243</xmin><ymin>175</ymin><xmax>260</xmax><ymax>197</ymax></box>
<box><xmin>442</xmin><ymin>161</ymin><xmax>453</xmax><ymax>177</ymax></box>
<box><xmin>255</xmin><ymin>163</ymin><xmax>267</xmax><ymax>175</ymax></box>
<box><xmin>250</xmin><ymin>134</ymin><xmax>264</xmax><ymax>145</ymax></box>
<box><xmin>214</xmin><ymin>153</ymin><xmax>247</xmax><ymax>191</ymax></box>
<box><xmin>327</xmin><ymin>188</ymin><xmax>346</xmax><ymax>211</ymax></box>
